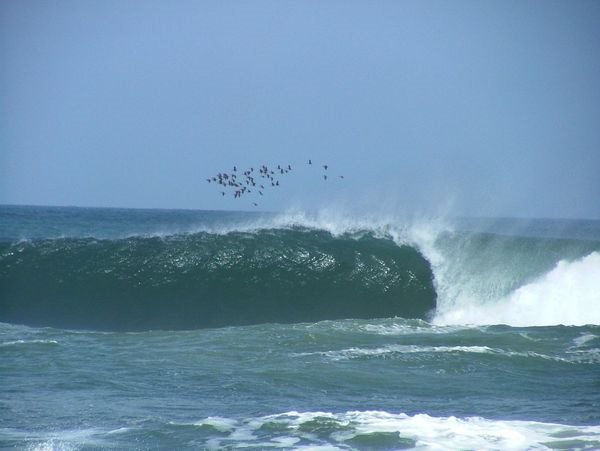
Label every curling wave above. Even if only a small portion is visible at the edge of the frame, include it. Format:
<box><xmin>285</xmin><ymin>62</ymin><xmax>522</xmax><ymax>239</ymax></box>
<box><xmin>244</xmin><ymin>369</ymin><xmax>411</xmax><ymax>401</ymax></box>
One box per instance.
<box><xmin>0</xmin><ymin>228</ymin><xmax>436</xmax><ymax>331</ymax></box>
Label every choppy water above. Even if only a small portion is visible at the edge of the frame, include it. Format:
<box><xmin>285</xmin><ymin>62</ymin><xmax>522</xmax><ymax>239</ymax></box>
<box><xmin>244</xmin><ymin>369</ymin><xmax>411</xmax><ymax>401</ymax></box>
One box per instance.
<box><xmin>1</xmin><ymin>206</ymin><xmax>599</xmax><ymax>450</ymax></box>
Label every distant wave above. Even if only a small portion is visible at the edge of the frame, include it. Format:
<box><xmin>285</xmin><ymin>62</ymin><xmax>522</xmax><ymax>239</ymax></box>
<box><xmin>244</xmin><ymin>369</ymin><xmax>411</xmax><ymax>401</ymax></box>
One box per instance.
<box><xmin>0</xmin><ymin>228</ymin><xmax>436</xmax><ymax>331</ymax></box>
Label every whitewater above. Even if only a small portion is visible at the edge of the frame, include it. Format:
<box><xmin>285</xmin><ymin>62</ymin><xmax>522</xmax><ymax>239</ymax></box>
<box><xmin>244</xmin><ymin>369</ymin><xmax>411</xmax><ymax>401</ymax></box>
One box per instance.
<box><xmin>1</xmin><ymin>205</ymin><xmax>599</xmax><ymax>450</ymax></box>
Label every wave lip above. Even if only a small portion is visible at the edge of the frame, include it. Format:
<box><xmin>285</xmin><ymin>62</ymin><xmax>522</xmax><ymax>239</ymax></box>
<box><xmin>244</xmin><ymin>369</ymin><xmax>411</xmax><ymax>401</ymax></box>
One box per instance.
<box><xmin>0</xmin><ymin>228</ymin><xmax>436</xmax><ymax>331</ymax></box>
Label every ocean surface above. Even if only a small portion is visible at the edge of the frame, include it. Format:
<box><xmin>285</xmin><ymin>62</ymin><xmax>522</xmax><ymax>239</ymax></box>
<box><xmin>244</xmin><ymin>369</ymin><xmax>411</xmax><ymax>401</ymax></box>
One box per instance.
<box><xmin>1</xmin><ymin>205</ymin><xmax>599</xmax><ymax>450</ymax></box>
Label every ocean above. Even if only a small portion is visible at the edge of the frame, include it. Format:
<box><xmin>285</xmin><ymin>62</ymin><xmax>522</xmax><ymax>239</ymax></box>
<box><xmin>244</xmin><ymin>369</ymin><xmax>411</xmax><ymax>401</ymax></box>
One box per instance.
<box><xmin>1</xmin><ymin>205</ymin><xmax>599</xmax><ymax>450</ymax></box>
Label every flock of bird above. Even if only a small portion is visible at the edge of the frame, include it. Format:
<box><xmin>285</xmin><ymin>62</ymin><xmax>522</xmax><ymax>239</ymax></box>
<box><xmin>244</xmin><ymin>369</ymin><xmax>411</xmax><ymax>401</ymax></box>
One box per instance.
<box><xmin>206</xmin><ymin>159</ymin><xmax>343</xmax><ymax>206</ymax></box>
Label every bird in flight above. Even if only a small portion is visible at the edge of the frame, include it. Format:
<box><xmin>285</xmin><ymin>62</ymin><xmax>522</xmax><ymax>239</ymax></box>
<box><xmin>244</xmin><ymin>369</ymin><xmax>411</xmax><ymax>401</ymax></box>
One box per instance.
<box><xmin>207</xmin><ymin>158</ymin><xmax>345</xmax><ymax>207</ymax></box>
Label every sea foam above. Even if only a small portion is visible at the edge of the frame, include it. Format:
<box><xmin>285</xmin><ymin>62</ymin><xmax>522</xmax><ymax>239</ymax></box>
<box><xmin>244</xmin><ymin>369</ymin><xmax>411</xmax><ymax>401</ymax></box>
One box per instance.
<box><xmin>434</xmin><ymin>251</ymin><xmax>600</xmax><ymax>326</ymax></box>
<box><xmin>190</xmin><ymin>410</ymin><xmax>600</xmax><ymax>450</ymax></box>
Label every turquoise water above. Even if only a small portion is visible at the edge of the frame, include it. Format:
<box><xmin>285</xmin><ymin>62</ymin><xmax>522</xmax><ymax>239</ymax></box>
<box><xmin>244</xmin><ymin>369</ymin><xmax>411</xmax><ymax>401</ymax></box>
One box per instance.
<box><xmin>1</xmin><ymin>206</ymin><xmax>599</xmax><ymax>449</ymax></box>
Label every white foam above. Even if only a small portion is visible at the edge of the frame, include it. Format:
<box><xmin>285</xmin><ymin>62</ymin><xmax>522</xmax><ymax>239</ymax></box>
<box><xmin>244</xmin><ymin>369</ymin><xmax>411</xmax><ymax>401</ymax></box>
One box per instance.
<box><xmin>0</xmin><ymin>339</ymin><xmax>58</xmax><ymax>347</ymax></box>
<box><xmin>434</xmin><ymin>252</ymin><xmax>600</xmax><ymax>326</ymax></box>
<box><xmin>358</xmin><ymin>320</ymin><xmax>473</xmax><ymax>336</ymax></box>
<box><xmin>27</xmin><ymin>441</ymin><xmax>78</xmax><ymax>451</ymax></box>
<box><xmin>193</xmin><ymin>416</ymin><xmax>238</xmax><ymax>432</ymax></box>
<box><xmin>21</xmin><ymin>409</ymin><xmax>597</xmax><ymax>449</ymax></box>
<box><xmin>191</xmin><ymin>410</ymin><xmax>600</xmax><ymax>450</ymax></box>
<box><xmin>19</xmin><ymin>428</ymin><xmax>106</xmax><ymax>451</ymax></box>
<box><xmin>573</xmin><ymin>333</ymin><xmax>597</xmax><ymax>347</ymax></box>
<box><xmin>296</xmin><ymin>344</ymin><xmax>494</xmax><ymax>360</ymax></box>
<box><xmin>295</xmin><ymin>344</ymin><xmax>570</xmax><ymax>363</ymax></box>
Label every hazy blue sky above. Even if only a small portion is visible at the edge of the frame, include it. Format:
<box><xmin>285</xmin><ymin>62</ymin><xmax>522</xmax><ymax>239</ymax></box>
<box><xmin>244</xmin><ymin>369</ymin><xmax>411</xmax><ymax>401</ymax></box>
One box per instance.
<box><xmin>2</xmin><ymin>0</ymin><xmax>599</xmax><ymax>218</ymax></box>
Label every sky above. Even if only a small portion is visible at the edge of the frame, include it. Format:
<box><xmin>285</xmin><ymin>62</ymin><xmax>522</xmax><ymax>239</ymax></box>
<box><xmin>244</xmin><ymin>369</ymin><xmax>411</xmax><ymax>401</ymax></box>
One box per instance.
<box><xmin>1</xmin><ymin>0</ymin><xmax>599</xmax><ymax>218</ymax></box>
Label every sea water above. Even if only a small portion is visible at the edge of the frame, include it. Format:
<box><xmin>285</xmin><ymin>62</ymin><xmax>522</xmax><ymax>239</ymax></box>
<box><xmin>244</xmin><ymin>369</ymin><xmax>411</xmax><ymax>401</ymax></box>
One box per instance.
<box><xmin>1</xmin><ymin>205</ymin><xmax>599</xmax><ymax>450</ymax></box>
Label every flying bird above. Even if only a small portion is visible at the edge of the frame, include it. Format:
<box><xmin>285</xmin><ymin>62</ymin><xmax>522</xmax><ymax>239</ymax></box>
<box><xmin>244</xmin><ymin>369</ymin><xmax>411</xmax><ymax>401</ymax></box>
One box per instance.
<box><xmin>208</xmin><ymin>159</ymin><xmax>329</xmax><ymax>203</ymax></box>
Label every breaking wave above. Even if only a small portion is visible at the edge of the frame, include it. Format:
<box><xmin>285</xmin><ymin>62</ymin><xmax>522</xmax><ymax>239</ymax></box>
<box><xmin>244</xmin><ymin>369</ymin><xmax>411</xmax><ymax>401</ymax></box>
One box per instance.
<box><xmin>1</xmin><ymin>207</ymin><xmax>599</xmax><ymax>330</ymax></box>
<box><xmin>0</xmin><ymin>227</ymin><xmax>436</xmax><ymax>331</ymax></box>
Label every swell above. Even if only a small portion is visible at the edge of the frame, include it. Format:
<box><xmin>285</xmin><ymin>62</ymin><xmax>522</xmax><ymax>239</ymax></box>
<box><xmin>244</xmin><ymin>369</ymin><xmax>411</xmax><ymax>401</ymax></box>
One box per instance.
<box><xmin>0</xmin><ymin>228</ymin><xmax>436</xmax><ymax>331</ymax></box>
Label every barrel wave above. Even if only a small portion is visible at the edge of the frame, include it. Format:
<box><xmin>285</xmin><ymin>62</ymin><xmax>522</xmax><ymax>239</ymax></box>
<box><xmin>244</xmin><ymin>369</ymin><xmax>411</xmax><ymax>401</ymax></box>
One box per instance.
<box><xmin>0</xmin><ymin>228</ymin><xmax>436</xmax><ymax>331</ymax></box>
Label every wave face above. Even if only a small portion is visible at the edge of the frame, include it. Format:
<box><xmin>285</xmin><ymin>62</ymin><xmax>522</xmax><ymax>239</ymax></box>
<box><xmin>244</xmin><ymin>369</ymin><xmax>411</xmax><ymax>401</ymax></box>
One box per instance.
<box><xmin>0</xmin><ymin>228</ymin><xmax>436</xmax><ymax>331</ymax></box>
